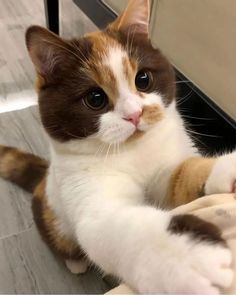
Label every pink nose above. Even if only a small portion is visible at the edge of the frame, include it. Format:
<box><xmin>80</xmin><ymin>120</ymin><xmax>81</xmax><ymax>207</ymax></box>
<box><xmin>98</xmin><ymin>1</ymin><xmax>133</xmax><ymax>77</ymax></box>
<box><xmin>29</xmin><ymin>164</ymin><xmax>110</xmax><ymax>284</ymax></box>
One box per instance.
<box><xmin>124</xmin><ymin>111</ymin><xmax>141</xmax><ymax>127</ymax></box>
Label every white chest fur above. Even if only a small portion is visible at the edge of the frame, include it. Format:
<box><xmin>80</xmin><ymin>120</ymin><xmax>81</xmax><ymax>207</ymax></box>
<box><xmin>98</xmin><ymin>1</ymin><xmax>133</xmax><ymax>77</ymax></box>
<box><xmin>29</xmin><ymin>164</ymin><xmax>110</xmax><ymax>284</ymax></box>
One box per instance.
<box><xmin>46</xmin><ymin>105</ymin><xmax>197</xmax><ymax>238</ymax></box>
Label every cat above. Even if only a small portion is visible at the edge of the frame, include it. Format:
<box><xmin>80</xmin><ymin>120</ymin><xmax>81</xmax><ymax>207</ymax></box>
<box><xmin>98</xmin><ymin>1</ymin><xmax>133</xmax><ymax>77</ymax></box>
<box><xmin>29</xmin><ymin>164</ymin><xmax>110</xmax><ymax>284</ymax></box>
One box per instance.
<box><xmin>0</xmin><ymin>0</ymin><xmax>235</xmax><ymax>293</ymax></box>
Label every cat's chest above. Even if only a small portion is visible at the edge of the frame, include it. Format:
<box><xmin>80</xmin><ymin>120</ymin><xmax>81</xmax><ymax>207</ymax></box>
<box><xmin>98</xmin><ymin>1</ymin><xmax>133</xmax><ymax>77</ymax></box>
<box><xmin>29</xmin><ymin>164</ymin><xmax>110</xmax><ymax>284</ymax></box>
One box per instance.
<box><xmin>52</xmin><ymin>123</ymin><xmax>194</xmax><ymax>187</ymax></box>
<box><xmin>113</xmin><ymin>128</ymin><xmax>189</xmax><ymax>181</ymax></box>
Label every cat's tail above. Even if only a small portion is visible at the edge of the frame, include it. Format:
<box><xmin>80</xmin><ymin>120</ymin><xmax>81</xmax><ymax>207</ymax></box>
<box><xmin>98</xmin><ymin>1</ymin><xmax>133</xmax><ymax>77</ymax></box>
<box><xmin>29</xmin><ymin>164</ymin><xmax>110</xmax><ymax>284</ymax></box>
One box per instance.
<box><xmin>0</xmin><ymin>145</ymin><xmax>48</xmax><ymax>193</ymax></box>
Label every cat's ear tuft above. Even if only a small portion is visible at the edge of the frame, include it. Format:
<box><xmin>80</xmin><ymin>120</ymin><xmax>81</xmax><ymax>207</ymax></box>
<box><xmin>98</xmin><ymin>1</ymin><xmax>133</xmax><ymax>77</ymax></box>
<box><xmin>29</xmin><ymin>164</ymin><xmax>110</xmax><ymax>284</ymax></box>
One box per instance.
<box><xmin>110</xmin><ymin>0</ymin><xmax>150</xmax><ymax>36</ymax></box>
<box><xmin>25</xmin><ymin>26</ymin><xmax>72</xmax><ymax>80</ymax></box>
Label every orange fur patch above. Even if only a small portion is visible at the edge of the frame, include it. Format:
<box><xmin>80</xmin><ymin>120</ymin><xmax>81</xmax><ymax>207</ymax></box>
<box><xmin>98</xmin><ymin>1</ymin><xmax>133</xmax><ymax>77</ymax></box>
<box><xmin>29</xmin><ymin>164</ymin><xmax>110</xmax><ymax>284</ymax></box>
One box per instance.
<box><xmin>167</xmin><ymin>157</ymin><xmax>215</xmax><ymax>208</ymax></box>
<box><xmin>0</xmin><ymin>150</ymin><xmax>17</xmax><ymax>178</ymax></box>
<box><xmin>142</xmin><ymin>105</ymin><xmax>163</xmax><ymax>124</ymax></box>
<box><xmin>0</xmin><ymin>145</ymin><xmax>48</xmax><ymax>193</ymax></box>
<box><xmin>33</xmin><ymin>179</ymin><xmax>84</xmax><ymax>260</ymax></box>
<box><xmin>122</xmin><ymin>56</ymin><xmax>137</xmax><ymax>90</ymax></box>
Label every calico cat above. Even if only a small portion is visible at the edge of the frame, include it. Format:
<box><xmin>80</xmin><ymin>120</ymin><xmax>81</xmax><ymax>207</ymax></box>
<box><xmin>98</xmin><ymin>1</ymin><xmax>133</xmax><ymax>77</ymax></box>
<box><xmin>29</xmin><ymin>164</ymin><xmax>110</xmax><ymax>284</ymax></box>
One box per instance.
<box><xmin>0</xmin><ymin>0</ymin><xmax>235</xmax><ymax>293</ymax></box>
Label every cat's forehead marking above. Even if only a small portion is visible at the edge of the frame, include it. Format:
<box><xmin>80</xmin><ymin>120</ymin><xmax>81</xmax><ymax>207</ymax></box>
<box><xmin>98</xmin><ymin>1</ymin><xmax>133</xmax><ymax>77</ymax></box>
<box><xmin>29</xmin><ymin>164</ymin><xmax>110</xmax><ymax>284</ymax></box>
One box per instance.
<box><xmin>84</xmin><ymin>32</ymin><xmax>120</xmax><ymax>100</ymax></box>
<box><xmin>103</xmin><ymin>45</ymin><xmax>137</xmax><ymax>99</ymax></box>
<box><xmin>85</xmin><ymin>31</ymin><xmax>138</xmax><ymax>104</ymax></box>
<box><xmin>104</xmin><ymin>46</ymin><xmax>127</xmax><ymax>87</ymax></box>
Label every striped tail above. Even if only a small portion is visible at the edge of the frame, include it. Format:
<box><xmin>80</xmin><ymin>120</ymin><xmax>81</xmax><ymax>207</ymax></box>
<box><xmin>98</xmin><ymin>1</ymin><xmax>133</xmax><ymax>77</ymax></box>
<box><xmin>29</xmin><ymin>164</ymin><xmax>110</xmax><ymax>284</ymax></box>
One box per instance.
<box><xmin>0</xmin><ymin>145</ymin><xmax>48</xmax><ymax>193</ymax></box>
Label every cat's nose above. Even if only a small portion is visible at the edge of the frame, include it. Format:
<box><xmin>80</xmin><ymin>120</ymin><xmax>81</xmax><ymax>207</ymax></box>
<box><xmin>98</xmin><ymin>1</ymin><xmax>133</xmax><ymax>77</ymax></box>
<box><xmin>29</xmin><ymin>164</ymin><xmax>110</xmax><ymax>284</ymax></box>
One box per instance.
<box><xmin>124</xmin><ymin>111</ymin><xmax>141</xmax><ymax>127</ymax></box>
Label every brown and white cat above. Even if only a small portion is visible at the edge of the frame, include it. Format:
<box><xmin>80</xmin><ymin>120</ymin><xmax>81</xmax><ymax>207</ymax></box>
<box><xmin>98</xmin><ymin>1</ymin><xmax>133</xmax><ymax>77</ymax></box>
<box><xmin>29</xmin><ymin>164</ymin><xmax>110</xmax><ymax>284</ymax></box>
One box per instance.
<box><xmin>0</xmin><ymin>0</ymin><xmax>235</xmax><ymax>293</ymax></box>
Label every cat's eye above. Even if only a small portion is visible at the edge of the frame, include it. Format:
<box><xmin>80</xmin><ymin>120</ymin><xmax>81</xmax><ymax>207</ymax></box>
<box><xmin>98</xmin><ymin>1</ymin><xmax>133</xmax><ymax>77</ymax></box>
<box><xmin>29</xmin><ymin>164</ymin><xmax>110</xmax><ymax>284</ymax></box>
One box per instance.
<box><xmin>135</xmin><ymin>70</ymin><xmax>152</xmax><ymax>92</ymax></box>
<box><xmin>83</xmin><ymin>89</ymin><xmax>108</xmax><ymax>110</ymax></box>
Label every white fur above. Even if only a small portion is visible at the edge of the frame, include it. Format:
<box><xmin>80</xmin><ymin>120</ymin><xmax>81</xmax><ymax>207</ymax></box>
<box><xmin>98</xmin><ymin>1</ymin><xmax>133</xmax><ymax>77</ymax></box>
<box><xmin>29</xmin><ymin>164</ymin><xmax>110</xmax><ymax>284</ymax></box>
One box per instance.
<box><xmin>45</xmin><ymin>47</ymin><xmax>234</xmax><ymax>293</ymax></box>
<box><xmin>45</xmin><ymin>100</ymin><xmax>233</xmax><ymax>293</ymax></box>
<box><xmin>102</xmin><ymin>47</ymin><xmax>143</xmax><ymax>143</ymax></box>
<box><xmin>205</xmin><ymin>151</ymin><xmax>236</xmax><ymax>195</ymax></box>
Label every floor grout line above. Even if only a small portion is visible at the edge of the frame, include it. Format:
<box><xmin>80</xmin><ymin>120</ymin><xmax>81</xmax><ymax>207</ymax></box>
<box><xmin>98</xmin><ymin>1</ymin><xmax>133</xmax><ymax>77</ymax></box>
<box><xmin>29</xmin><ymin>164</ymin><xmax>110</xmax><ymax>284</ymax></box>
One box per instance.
<box><xmin>0</xmin><ymin>221</ymin><xmax>34</xmax><ymax>241</ymax></box>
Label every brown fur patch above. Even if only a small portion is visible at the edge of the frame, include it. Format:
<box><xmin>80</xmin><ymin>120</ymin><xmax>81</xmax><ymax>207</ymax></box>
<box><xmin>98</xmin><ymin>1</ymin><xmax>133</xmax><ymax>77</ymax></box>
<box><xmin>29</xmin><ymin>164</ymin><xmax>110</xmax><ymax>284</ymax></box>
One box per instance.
<box><xmin>168</xmin><ymin>214</ymin><xmax>225</xmax><ymax>245</ymax></box>
<box><xmin>26</xmin><ymin>26</ymin><xmax>108</xmax><ymax>141</ymax></box>
<box><xmin>33</xmin><ymin>179</ymin><xmax>85</xmax><ymax>260</ymax></box>
<box><xmin>142</xmin><ymin>104</ymin><xmax>163</xmax><ymax>124</ymax></box>
<box><xmin>167</xmin><ymin>157</ymin><xmax>215</xmax><ymax>208</ymax></box>
<box><xmin>0</xmin><ymin>145</ymin><xmax>48</xmax><ymax>193</ymax></box>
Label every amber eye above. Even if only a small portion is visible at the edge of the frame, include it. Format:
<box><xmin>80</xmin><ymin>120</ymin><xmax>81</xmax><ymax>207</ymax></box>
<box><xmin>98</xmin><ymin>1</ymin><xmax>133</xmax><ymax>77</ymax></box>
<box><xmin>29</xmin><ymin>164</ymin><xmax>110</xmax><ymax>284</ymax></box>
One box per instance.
<box><xmin>135</xmin><ymin>70</ymin><xmax>152</xmax><ymax>92</ymax></box>
<box><xmin>84</xmin><ymin>89</ymin><xmax>108</xmax><ymax>110</ymax></box>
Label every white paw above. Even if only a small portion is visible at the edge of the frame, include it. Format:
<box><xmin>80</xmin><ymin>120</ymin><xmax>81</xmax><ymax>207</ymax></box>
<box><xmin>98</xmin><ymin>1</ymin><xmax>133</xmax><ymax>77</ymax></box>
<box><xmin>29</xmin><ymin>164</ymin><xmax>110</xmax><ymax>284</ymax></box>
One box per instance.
<box><xmin>65</xmin><ymin>259</ymin><xmax>88</xmax><ymax>274</ymax></box>
<box><xmin>205</xmin><ymin>151</ymin><xmax>236</xmax><ymax>195</ymax></box>
<box><xmin>133</xmin><ymin>215</ymin><xmax>233</xmax><ymax>294</ymax></box>
<box><xmin>180</xmin><ymin>242</ymin><xmax>233</xmax><ymax>294</ymax></box>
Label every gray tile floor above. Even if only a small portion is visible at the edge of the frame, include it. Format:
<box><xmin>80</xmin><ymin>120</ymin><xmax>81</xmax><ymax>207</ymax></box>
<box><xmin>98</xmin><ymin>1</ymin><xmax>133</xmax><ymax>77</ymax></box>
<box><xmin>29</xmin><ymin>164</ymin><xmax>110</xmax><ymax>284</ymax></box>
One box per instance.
<box><xmin>0</xmin><ymin>0</ymin><xmax>109</xmax><ymax>293</ymax></box>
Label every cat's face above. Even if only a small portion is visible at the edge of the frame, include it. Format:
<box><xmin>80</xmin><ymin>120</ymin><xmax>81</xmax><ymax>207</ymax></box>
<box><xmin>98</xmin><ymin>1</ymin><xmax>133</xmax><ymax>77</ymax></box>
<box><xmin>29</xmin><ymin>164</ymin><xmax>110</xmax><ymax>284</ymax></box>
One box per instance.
<box><xmin>26</xmin><ymin>0</ymin><xmax>175</xmax><ymax>144</ymax></box>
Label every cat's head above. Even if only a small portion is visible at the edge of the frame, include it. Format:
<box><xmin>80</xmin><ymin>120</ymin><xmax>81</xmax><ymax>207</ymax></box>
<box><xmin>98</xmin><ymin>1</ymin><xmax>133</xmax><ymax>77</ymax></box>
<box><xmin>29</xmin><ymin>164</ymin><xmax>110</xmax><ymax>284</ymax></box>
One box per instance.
<box><xmin>26</xmin><ymin>0</ymin><xmax>175</xmax><ymax>145</ymax></box>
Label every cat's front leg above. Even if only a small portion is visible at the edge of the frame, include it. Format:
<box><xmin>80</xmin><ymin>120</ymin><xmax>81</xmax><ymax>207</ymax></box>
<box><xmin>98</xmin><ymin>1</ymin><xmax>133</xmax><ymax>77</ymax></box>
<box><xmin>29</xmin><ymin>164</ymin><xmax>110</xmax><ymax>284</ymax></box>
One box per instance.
<box><xmin>75</xmin><ymin>192</ymin><xmax>233</xmax><ymax>294</ymax></box>
<box><xmin>205</xmin><ymin>151</ymin><xmax>236</xmax><ymax>195</ymax></box>
<box><xmin>165</xmin><ymin>153</ymin><xmax>236</xmax><ymax>208</ymax></box>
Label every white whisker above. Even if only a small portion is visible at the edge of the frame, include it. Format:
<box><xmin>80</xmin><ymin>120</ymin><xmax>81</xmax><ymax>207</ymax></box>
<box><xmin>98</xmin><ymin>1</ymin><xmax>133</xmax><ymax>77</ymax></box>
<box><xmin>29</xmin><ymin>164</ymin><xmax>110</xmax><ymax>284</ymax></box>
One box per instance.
<box><xmin>181</xmin><ymin>114</ymin><xmax>216</xmax><ymax>121</ymax></box>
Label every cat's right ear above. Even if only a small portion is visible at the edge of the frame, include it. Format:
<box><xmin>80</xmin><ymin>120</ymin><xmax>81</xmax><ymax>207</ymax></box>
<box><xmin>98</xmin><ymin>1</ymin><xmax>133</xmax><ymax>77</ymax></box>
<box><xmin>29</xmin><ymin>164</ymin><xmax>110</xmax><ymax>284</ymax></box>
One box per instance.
<box><xmin>25</xmin><ymin>26</ymin><xmax>73</xmax><ymax>81</ymax></box>
<box><xmin>109</xmin><ymin>0</ymin><xmax>150</xmax><ymax>36</ymax></box>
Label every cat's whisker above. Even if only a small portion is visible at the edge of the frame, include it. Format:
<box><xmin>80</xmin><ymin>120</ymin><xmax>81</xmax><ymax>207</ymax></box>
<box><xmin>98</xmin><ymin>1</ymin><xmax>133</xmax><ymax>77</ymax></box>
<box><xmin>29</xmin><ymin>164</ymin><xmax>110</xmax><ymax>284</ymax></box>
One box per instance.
<box><xmin>43</xmin><ymin>124</ymin><xmax>58</xmax><ymax>131</ymax></box>
<box><xmin>184</xmin><ymin>122</ymin><xmax>206</xmax><ymax>128</ymax></box>
<box><xmin>126</xmin><ymin>26</ymin><xmax>132</xmax><ymax>56</ymax></box>
<box><xmin>187</xmin><ymin>129</ymin><xmax>222</xmax><ymax>138</ymax></box>
<box><xmin>104</xmin><ymin>143</ymin><xmax>112</xmax><ymax>164</ymax></box>
<box><xmin>112</xmin><ymin>143</ymin><xmax>116</xmax><ymax>156</ymax></box>
<box><xmin>95</xmin><ymin>142</ymin><xmax>107</xmax><ymax>157</ymax></box>
<box><xmin>181</xmin><ymin>118</ymin><xmax>206</xmax><ymax>128</ymax></box>
<box><xmin>177</xmin><ymin>88</ymin><xmax>195</xmax><ymax>106</ymax></box>
<box><xmin>175</xmin><ymin>80</ymin><xmax>191</xmax><ymax>84</ymax></box>
<box><xmin>70</xmin><ymin>41</ymin><xmax>90</xmax><ymax>65</ymax></box>
<box><xmin>94</xmin><ymin>143</ymin><xmax>103</xmax><ymax>156</ymax></box>
<box><xmin>98</xmin><ymin>143</ymin><xmax>106</xmax><ymax>156</ymax></box>
<box><xmin>181</xmin><ymin>114</ymin><xmax>216</xmax><ymax>121</ymax></box>
<box><xmin>177</xmin><ymin>107</ymin><xmax>189</xmax><ymax>113</ymax></box>
<box><xmin>63</xmin><ymin>129</ymin><xmax>83</xmax><ymax>139</ymax></box>
<box><xmin>186</xmin><ymin>130</ymin><xmax>208</xmax><ymax>149</ymax></box>
<box><xmin>130</xmin><ymin>26</ymin><xmax>138</xmax><ymax>56</ymax></box>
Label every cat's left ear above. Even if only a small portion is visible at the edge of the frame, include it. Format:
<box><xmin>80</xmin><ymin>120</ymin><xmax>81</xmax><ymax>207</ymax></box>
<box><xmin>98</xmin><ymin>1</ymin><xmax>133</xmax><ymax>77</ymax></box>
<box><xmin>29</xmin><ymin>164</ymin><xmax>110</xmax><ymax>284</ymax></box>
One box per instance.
<box><xmin>110</xmin><ymin>0</ymin><xmax>150</xmax><ymax>36</ymax></box>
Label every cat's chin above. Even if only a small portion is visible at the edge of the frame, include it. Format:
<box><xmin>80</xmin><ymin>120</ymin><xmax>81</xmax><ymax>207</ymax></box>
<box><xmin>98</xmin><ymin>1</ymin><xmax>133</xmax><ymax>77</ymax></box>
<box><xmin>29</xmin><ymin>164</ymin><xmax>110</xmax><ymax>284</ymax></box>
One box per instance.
<box><xmin>114</xmin><ymin>129</ymin><xmax>146</xmax><ymax>145</ymax></box>
<box><xmin>126</xmin><ymin>130</ymin><xmax>145</xmax><ymax>143</ymax></box>
<box><xmin>126</xmin><ymin>122</ymin><xmax>156</xmax><ymax>143</ymax></box>
<box><xmin>108</xmin><ymin>125</ymin><xmax>150</xmax><ymax>145</ymax></box>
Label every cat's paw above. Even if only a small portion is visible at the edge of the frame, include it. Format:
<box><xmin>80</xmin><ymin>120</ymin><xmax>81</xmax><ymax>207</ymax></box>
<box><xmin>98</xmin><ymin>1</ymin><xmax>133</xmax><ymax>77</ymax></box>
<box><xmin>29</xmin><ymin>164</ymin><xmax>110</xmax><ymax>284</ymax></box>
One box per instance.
<box><xmin>65</xmin><ymin>259</ymin><xmax>88</xmax><ymax>274</ymax></box>
<box><xmin>135</xmin><ymin>214</ymin><xmax>233</xmax><ymax>294</ymax></box>
<box><xmin>166</xmin><ymin>215</ymin><xmax>233</xmax><ymax>294</ymax></box>
<box><xmin>205</xmin><ymin>151</ymin><xmax>236</xmax><ymax>195</ymax></box>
